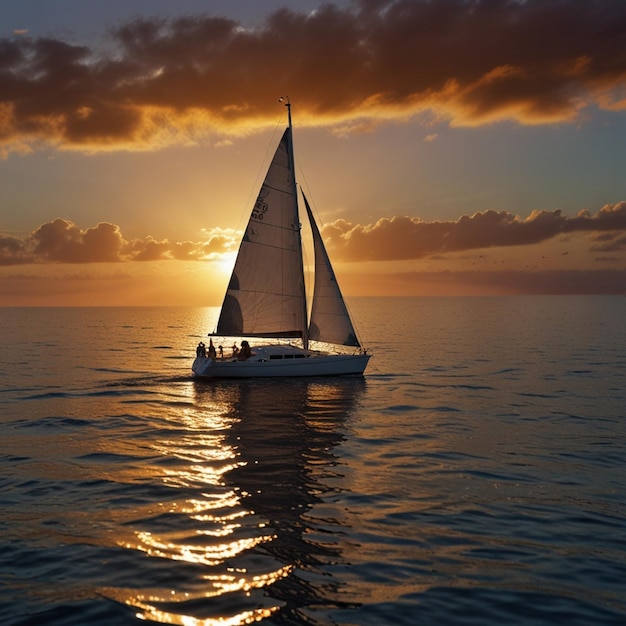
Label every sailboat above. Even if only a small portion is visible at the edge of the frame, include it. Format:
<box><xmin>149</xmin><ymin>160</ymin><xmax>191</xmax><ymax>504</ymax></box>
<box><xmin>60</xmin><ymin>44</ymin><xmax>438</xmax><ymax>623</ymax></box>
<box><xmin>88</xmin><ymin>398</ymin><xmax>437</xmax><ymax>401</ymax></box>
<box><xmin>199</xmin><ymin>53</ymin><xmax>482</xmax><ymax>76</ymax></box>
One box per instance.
<box><xmin>192</xmin><ymin>99</ymin><xmax>370</xmax><ymax>379</ymax></box>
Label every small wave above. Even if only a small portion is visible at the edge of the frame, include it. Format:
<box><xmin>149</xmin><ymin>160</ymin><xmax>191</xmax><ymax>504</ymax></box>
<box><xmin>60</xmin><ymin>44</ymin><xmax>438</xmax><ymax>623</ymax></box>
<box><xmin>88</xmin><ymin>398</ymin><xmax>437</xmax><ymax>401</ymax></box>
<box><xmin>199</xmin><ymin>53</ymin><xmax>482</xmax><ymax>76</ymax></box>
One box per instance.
<box><xmin>22</xmin><ymin>388</ymin><xmax>158</xmax><ymax>400</ymax></box>
<box><xmin>451</xmin><ymin>383</ymin><xmax>495</xmax><ymax>390</ymax></box>
<box><xmin>101</xmin><ymin>374</ymin><xmax>192</xmax><ymax>387</ymax></box>
<box><xmin>21</xmin><ymin>390</ymin><xmax>74</xmax><ymax>400</ymax></box>
<box><xmin>90</xmin><ymin>367</ymin><xmax>147</xmax><ymax>374</ymax></box>
<box><xmin>0</xmin><ymin>453</ymin><xmax>31</xmax><ymax>462</ymax></box>
<box><xmin>518</xmin><ymin>391</ymin><xmax>558</xmax><ymax>399</ymax></box>
<box><xmin>17</xmin><ymin>415</ymin><xmax>91</xmax><ymax>429</ymax></box>
<box><xmin>404</xmin><ymin>380</ymin><xmax>494</xmax><ymax>391</ymax></box>
<box><xmin>76</xmin><ymin>451</ymin><xmax>153</xmax><ymax>464</ymax></box>
<box><xmin>0</xmin><ymin>386</ymin><xmax>46</xmax><ymax>396</ymax></box>
<box><xmin>383</xmin><ymin>404</ymin><xmax>423</xmax><ymax>413</ymax></box>
<box><xmin>367</xmin><ymin>372</ymin><xmax>413</xmax><ymax>380</ymax></box>
<box><xmin>461</xmin><ymin>468</ymin><xmax>536</xmax><ymax>483</ymax></box>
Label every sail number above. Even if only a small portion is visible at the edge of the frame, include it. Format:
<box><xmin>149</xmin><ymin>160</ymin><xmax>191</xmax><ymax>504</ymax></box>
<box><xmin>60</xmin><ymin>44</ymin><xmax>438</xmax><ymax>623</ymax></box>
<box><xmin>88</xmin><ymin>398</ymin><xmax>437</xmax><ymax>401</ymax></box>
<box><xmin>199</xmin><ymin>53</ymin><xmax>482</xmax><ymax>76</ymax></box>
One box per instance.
<box><xmin>252</xmin><ymin>186</ymin><xmax>270</xmax><ymax>221</ymax></box>
<box><xmin>252</xmin><ymin>201</ymin><xmax>268</xmax><ymax>221</ymax></box>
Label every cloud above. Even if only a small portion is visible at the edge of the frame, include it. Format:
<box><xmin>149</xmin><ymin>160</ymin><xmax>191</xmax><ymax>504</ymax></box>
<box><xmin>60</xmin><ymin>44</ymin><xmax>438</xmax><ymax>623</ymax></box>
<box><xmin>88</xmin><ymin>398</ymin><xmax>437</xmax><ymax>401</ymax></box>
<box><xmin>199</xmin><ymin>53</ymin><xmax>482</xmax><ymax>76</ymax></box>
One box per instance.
<box><xmin>2</xmin><ymin>202</ymin><xmax>625</xmax><ymax>267</ymax></box>
<box><xmin>589</xmin><ymin>232</ymin><xmax>626</xmax><ymax>253</ymax></box>
<box><xmin>1</xmin><ymin>0</ymin><xmax>625</xmax><ymax>153</ymax></box>
<box><xmin>323</xmin><ymin>201</ymin><xmax>626</xmax><ymax>261</ymax></box>
<box><xmin>0</xmin><ymin>218</ymin><xmax>238</xmax><ymax>266</ymax></box>
<box><xmin>30</xmin><ymin>219</ymin><xmax>124</xmax><ymax>262</ymax></box>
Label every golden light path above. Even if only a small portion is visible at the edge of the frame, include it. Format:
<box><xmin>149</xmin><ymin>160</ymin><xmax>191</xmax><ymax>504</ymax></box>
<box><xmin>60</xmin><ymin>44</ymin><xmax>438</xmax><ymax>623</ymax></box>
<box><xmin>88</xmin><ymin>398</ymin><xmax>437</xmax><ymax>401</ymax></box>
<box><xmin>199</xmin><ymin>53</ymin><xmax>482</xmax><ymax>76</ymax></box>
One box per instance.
<box><xmin>126</xmin><ymin>563</ymin><xmax>291</xmax><ymax>626</ymax></box>
<box><xmin>106</xmin><ymin>398</ymin><xmax>291</xmax><ymax>625</ymax></box>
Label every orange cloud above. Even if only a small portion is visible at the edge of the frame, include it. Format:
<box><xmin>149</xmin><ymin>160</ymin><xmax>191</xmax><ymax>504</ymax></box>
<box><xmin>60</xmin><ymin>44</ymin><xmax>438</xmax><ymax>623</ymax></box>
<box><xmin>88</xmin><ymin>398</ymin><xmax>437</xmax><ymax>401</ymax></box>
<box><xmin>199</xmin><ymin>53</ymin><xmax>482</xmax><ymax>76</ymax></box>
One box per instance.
<box><xmin>30</xmin><ymin>220</ymin><xmax>124</xmax><ymax>262</ymax></box>
<box><xmin>2</xmin><ymin>202</ymin><xmax>625</xmax><ymax>267</ymax></box>
<box><xmin>323</xmin><ymin>202</ymin><xmax>626</xmax><ymax>261</ymax></box>
<box><xmin>0</xmin><ymin>219</ymin><xmax>237</xmax><ymax>266</ymax></box>
<box><xmin>1</xmin><ymin>0</ymin><xmax>625</xmax><ymax>153</ymax></box>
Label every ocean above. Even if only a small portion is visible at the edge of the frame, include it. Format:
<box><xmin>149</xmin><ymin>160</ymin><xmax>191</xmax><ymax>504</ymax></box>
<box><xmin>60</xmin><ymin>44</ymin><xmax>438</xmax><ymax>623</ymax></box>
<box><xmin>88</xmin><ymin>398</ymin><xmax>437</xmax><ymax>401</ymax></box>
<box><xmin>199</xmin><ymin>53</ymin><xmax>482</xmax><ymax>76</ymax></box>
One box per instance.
<box><xmin>1</xmin><ymin>297</ymin><xmax>624</xmax><ymax>626</ymax></box>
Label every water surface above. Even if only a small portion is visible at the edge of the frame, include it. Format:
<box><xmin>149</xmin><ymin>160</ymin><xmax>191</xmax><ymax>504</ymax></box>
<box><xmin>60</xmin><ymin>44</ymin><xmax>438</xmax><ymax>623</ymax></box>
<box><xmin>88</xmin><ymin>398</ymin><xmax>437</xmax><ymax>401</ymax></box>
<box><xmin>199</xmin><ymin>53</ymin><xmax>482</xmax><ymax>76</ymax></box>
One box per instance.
<box><xmin>1</xmin><ymin>297</ymin><xmax>624</xmax><ymax>625</ymax></box>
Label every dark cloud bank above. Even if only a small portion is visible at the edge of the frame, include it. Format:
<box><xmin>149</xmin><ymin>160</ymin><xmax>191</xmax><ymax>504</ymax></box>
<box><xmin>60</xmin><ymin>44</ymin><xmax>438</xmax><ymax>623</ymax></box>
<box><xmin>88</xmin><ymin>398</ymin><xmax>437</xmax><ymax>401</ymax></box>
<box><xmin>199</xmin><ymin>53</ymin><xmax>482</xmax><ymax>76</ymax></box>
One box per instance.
<box><xmin>1</xmin><ymin>0</ymin><xmax>625</xmax><ymax>152</ymax></box>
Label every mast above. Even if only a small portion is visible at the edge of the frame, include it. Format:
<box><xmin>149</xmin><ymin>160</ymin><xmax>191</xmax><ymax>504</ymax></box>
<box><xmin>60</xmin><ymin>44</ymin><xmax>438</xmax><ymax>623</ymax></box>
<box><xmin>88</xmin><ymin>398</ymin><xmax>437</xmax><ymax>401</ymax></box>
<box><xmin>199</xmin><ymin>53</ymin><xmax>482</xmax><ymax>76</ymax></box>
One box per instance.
<box><xmin>281</xmin><ymin>97</ymin><xmax>309</xmax><ymax>350</ymax></box>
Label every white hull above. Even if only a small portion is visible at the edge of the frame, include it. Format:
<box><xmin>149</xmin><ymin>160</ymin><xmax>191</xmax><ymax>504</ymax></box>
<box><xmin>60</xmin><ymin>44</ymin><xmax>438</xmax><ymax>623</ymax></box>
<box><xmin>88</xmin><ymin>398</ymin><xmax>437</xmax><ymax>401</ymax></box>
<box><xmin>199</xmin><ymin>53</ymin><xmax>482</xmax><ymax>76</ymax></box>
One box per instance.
<box><xmin>192</xmin><ymin>345</ymin><xmax>370</xmax><ymax>379</ymax></box>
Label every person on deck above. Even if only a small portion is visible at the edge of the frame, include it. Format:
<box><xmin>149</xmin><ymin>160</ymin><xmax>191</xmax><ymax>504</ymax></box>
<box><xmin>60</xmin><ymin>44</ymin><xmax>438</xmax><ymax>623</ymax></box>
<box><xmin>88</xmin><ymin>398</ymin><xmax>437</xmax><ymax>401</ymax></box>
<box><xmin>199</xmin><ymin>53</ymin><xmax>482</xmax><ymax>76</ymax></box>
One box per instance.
<box><xmin>238</xmin><ymin>340</ymin><xmax>252</xmax><ymax>360</ymax></box>
<box><xmin>208</xmin><ymin>339</ymin><xmax>217</xmax><ymax>359</ymax></box>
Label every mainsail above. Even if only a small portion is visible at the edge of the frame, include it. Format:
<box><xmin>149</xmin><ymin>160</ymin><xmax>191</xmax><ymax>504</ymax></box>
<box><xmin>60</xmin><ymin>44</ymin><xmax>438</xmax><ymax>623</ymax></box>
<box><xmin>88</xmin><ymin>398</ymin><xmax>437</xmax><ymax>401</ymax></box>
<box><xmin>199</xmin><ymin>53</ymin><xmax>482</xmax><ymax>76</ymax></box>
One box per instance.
<box><xmin>215</xmin><ymin>128</ymin><xmax>307</xmax><ymax>340</ymax></box>
<box><xmin>303</xmin><ymin>193</ymin><xmax>361</xmax><ymax>347</ymax></box>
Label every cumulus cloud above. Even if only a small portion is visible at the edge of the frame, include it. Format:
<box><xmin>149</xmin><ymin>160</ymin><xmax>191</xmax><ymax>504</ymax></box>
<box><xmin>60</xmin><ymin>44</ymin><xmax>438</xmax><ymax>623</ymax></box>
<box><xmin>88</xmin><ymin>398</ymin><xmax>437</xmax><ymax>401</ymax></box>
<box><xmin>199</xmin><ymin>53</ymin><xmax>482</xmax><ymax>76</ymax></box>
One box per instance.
<box><xmin>2</xmin><ymin>202</ymin><xmax>625</xmax><ymax>266</ymax></box>
<box><xmin>322</xmin><ymin>202</ymin><xmax>626</xmax><ymax>261</ymax></box>
<box><xmin>1</xmin><ymin>0</ymin><xmax>625</xmax><ymax>153</ymax></box>
<box><xmin>0</xmin><ymin>218</ymin><xmax>237</xmax><ymax>266</ymax></box>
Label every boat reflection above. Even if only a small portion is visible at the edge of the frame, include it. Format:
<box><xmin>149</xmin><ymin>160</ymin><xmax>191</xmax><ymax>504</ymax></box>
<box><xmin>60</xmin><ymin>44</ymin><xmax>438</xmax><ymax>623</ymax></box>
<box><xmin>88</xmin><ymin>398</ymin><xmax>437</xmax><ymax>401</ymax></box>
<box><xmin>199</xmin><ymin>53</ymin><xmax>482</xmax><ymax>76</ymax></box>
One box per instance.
<box><xmin>111</xmin><ymin>377</ymin><xmax>365</xmax><ymax>625</ymax></box>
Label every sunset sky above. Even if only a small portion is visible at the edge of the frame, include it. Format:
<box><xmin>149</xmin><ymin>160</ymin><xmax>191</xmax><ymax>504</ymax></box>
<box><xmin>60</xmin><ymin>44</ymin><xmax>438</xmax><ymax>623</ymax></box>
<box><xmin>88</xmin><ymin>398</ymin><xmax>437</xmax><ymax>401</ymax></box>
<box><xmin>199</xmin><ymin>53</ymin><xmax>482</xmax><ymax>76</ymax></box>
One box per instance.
<box><xmin>1</xmin><ymin>0</ymin><xmax>625</xmax><ymax>306</ymax></box>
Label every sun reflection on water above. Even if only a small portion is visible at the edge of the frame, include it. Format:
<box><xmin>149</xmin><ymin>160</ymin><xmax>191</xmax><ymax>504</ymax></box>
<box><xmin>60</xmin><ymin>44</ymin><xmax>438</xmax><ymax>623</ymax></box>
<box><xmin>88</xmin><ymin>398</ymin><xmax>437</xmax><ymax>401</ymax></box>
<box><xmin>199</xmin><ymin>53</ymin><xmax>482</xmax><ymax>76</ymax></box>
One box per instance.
<box><xmin>105</xmin><ymin>382</ymin><xmax>299</xmax><ymax>625</ymax></box>
<box><xmin>134</xmin><ymin>603</ymin><xmax>280</xmax><ymax>626</ymax></box>
<box><xmin>104</xmin><ymin>379</ymin><xmax>363</xmax><ymax>624</ymax></box>
<box><xmin>124</xmin><ymin>529</ymin><xmax>276</xmax><ymax>567</ymax></box>
<box><xmin>110</xmin><ymin>563</ymin><xmax>291</xmax><ymax>625</ymax></box>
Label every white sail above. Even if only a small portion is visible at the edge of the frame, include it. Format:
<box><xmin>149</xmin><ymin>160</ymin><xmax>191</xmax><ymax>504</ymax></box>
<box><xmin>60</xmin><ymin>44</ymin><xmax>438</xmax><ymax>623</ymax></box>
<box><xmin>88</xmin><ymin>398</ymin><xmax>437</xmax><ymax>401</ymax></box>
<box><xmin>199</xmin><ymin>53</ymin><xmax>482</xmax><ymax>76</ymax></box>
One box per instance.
<box><xmin>303</xmin><ymin>193</ymin><xmax>361</xmax><ymax>347</ymax></box>
<box><xmin>215</xmin><ymin>128</ymin><xmax>307</xmax><ymax>339</ymax></box>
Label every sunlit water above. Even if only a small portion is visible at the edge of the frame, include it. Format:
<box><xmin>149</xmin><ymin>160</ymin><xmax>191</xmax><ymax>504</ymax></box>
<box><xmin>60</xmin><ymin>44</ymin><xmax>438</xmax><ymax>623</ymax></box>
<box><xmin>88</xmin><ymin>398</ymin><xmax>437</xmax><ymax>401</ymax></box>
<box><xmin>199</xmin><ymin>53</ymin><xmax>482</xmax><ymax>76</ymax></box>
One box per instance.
<box><xmin>1</xmin><ymin>297</ymin><xmax>624</xmax><ymax>625</ymax></box>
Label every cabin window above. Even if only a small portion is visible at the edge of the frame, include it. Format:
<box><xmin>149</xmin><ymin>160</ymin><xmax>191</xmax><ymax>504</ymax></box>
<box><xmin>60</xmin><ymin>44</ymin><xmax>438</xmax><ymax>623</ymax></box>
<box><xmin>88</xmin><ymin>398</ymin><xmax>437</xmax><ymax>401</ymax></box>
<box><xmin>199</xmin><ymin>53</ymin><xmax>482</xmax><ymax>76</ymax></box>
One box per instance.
<box><xmin>269</xmin><ymin>355</ymin><xmax>282</xmax><ymax>360</ymax></box>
